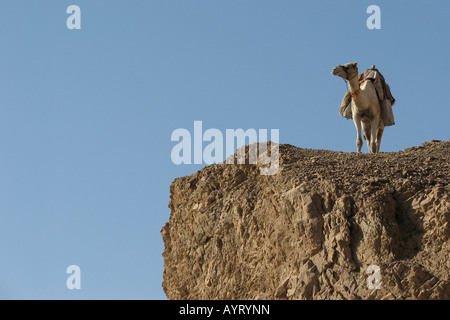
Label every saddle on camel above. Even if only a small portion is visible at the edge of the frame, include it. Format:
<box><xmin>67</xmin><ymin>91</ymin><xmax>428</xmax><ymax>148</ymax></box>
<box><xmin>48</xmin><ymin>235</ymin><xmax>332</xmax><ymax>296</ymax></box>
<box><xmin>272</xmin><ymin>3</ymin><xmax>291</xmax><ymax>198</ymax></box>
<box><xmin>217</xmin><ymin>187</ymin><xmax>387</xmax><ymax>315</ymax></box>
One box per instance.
<box><xmin>339</xmin><ymin>65</ymin><xmax>395</xmax><ymax>127</ymax></box>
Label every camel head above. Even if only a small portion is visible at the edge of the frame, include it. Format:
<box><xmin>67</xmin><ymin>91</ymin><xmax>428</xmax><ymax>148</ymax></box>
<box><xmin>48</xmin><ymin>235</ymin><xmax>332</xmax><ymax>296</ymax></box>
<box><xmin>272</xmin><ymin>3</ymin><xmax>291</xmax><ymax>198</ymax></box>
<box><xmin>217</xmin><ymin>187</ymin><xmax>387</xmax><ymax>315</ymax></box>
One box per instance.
<box><xmin>331</xmin><ymin>62</ymin><xmax>358</xmax><ymax>80</ymax></box>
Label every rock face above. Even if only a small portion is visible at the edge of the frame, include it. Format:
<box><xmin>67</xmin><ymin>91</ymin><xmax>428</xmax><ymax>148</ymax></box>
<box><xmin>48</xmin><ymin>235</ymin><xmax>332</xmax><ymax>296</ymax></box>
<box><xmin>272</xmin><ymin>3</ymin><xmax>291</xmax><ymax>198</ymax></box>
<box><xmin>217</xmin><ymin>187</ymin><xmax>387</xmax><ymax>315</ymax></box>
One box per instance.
<box><xmin>161</xmin><ymin>140</ymin><xmax>450</xmax><ymax>300</ymax></box>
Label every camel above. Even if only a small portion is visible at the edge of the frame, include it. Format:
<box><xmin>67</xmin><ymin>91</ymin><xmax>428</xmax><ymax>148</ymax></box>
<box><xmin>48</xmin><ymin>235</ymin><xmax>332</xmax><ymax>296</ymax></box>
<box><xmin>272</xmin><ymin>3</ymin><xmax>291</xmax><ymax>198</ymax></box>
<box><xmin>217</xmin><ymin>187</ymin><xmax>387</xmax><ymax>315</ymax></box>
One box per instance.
<box><xmin>331</xmin><ymin>62</ymin><xmax>384</xmax><ymax>153</ymax></box>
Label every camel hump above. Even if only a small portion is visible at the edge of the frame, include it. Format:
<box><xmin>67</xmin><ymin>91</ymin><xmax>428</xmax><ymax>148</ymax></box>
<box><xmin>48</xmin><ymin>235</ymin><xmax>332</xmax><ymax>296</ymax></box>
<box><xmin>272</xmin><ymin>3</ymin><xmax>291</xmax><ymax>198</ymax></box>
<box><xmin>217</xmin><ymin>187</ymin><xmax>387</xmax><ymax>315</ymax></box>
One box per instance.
<box><xmin>360</xmin><ymin>67</ymin><xmax>395</xmax><ymax>105</ymax></box>
<box><xmin>360</xmin><ymin>66</ymin><xmax>396</xmax><ymax>126</ymax></box>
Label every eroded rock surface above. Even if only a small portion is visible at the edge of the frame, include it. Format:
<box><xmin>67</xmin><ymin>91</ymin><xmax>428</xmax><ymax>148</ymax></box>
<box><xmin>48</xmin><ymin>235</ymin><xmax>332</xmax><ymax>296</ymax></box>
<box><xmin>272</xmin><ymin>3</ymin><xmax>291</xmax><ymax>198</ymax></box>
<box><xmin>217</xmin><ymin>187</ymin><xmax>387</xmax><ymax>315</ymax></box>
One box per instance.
<box><xmin>162</xmin><ymin>140</ymin><xmax>449</xmax><ymax>300</ymax></box>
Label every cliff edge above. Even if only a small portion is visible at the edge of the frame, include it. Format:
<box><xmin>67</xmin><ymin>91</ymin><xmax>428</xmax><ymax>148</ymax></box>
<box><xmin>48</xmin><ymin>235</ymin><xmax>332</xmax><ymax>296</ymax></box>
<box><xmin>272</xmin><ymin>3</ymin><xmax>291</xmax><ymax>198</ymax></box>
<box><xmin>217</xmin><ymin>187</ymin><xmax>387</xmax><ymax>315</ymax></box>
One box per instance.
<box><xmin>161</xmin><ymin>140</ymin><xmax>449</xmax><ymax>300</ymax></box>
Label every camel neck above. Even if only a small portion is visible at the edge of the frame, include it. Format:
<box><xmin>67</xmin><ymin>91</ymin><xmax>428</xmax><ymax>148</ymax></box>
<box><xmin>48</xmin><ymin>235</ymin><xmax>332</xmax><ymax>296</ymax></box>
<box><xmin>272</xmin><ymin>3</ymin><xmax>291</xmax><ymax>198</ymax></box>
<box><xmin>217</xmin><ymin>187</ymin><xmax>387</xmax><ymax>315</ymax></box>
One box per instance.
<box><xmin>348</xmin><ymin>74</ymin><xmax>360</xmax><ymax>94</ymax></box>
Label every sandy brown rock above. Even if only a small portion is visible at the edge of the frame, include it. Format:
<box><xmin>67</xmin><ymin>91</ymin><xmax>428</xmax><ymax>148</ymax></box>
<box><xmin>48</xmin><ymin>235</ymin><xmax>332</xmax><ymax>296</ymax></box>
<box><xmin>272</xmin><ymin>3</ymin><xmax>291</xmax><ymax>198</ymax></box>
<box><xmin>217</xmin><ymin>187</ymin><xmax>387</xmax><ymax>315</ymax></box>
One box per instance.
<box><xmin>161</xmin><ymin>140</ymin><xmax>450</xmax><ymax>300</ymax></box>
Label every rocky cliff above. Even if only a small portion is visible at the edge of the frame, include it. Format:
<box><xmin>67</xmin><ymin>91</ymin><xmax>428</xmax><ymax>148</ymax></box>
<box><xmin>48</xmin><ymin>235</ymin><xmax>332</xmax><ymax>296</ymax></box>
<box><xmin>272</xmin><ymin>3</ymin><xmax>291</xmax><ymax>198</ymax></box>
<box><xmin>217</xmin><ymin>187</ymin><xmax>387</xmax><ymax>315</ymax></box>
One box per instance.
<box><xmin>161</xmin><ymin>140</ymin><xmax>449</xmax><ymax>300</ymax></box>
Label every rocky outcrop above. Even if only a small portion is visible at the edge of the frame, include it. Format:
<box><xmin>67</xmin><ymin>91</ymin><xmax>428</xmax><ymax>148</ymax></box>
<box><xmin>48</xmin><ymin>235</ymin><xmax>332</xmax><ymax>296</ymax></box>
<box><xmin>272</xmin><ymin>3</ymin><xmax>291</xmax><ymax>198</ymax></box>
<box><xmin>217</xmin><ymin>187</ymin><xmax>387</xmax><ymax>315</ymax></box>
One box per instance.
<box><xmin>161</xmin><ymin>140</ymin><xmax>449</xmax><ymax>300</ymax></box>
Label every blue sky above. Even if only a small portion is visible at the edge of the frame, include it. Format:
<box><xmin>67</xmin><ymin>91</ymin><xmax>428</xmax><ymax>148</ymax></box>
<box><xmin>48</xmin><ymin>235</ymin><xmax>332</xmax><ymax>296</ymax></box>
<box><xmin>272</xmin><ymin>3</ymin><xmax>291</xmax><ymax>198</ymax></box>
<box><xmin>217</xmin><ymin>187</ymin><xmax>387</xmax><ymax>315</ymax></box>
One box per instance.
<box><xmin>0</xmin><ymin>1</ymin><xmax>448</xmax><ymax>299</ymax></box>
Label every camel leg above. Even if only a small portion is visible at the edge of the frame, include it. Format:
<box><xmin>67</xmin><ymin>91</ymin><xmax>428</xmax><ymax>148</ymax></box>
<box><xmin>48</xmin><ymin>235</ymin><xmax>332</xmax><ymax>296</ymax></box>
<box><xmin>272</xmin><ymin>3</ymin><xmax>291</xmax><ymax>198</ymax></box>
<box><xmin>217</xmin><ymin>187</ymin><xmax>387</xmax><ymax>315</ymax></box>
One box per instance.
<box><xmin>362</xmin><ymin>118</ymin><xmax>372</xmax><ymax>153</ymax></box>
<box><xmin>376</xmin><ymin>124</ymin><xmax>384</xmax><ymax>153</ymax></box>
<box><xmin>369</xmin><ymin>116</ymin><xmax>380</xmax><ymax>153</ymax></box>
<box><xmin>353</xmin><ymin>114</ymin><xmax>363</xmax><ymax>153</ymax></box>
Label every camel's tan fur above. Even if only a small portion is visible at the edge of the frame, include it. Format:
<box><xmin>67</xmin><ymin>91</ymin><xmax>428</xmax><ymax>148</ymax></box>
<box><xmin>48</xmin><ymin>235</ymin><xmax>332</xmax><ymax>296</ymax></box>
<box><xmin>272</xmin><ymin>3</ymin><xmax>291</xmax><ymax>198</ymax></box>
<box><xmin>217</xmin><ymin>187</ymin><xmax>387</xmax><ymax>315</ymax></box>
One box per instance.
<box><xmin>332</xmin><ymin>62</ymin><xmax>384</xmax><ymax>153</ymax></box>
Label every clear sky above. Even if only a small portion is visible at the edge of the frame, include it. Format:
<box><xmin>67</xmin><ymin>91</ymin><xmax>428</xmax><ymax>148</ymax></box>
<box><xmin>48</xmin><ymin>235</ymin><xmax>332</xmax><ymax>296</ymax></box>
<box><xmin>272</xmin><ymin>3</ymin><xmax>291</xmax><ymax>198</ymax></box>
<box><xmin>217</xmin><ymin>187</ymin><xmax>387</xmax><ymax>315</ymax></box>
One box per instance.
<box><xmin>0</xmin><ymin>1</ymin><xmax>448</xmax><ymax>299</ymax></box>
